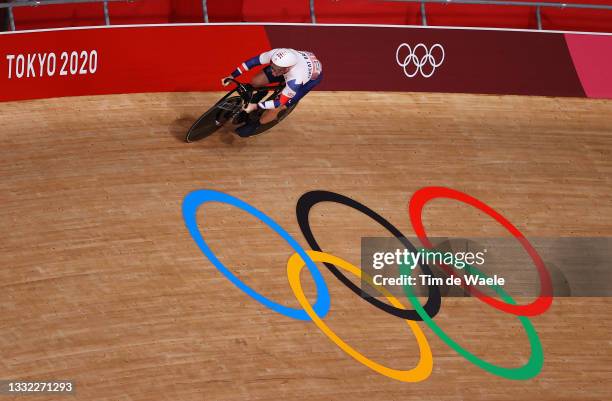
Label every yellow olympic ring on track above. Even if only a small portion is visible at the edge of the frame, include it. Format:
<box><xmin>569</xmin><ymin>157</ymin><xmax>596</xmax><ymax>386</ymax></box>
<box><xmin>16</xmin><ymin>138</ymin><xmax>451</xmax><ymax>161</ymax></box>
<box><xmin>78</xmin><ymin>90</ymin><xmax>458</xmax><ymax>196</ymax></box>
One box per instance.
<box><xmin>287</xmin><ymin>250</ymin><xmax>433</xmax><ymax>382</ymax></box>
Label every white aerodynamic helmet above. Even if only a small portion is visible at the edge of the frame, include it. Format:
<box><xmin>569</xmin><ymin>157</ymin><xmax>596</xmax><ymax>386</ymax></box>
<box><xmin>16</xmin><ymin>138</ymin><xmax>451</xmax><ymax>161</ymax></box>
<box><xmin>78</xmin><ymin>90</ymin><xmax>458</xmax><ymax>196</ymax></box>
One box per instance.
<box><xmin>271</xmin><ymin>49</ymin><xmax>298</xmax><ymax>68</ymax></box>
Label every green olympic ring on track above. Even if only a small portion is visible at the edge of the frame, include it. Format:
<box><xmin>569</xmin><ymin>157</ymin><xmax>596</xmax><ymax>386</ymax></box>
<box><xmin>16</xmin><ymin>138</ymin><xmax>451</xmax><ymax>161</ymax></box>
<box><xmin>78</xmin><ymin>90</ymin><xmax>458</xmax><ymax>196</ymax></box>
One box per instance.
<box><xmin>400</xmin><ymin>251</ymin><xmax>543</xmax><ymax>380</ymax></box>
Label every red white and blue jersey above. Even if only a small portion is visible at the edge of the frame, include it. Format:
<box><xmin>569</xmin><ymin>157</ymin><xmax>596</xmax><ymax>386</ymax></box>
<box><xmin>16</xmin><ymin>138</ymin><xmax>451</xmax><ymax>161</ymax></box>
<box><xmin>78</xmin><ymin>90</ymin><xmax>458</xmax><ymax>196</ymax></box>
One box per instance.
<box><xmin>230</xmin><ymin>48</ymin><xmax>323</xmax><ymax>109</ymax></box>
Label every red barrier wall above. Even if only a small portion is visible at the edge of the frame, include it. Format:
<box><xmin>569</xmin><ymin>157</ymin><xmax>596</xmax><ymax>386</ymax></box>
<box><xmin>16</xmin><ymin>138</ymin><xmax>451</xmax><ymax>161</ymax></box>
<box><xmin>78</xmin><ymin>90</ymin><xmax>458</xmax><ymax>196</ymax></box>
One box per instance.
<box><xmin>207</xmin><ymin>0</ymin><xmax>243</xmax><ymax>22</ymax></box>
<box><xmin>12</xmin><ymin>3</ymin><xmax>106</xmax><ymax>30</ymax></box>
<box><xmin>240</xmin><ymin>0</ymin><xmax>612</xmax><ymax>32</ymax></box>
<box><xmin>11</xmin><ymin>1</ymin><xmax>205</xmax><ymax>30</ymax></box>
<box><xmin>242</xmin><ymin>0</ymin><xmax>310</xmax><ymax>23</ymax></box>
<box><xmin>424</xmin><ymin>4</ymin><xmax>535</xmax><ymax>29</ymax></box>
<box><xmin>265</xmin><ymin>25</ymin><xmax>584</xmax><ymax>96</ymax></box>
<box><xmin>0</xmin><ymin>25</ymin><xmax>270</xmax><ymax>101</ymax></box>
<box><xmin>9</xmin><ymin>0</ymin><xmax>612</xmax><ymax>33</ymax></box>
<box><xmin>542</xmin><ymin>2</ymin><xmax>612</xmax><ymax>33</ymax></box>
<box><xmin>109</xmin><ymin>1</ymin><xmax>203</xmax><ymax>24</ymax></box>
<box><xmin>1</xmin><ymin>24</ymin><xmax>611</xmax><ymax>102</ymax></box>
<box><xmin>312</xmin><ymin>0</ymin><xmax>421</xmax><ymax>25</ymax></box>
<box><xmin>108</xmin><ymin>2</ymin><xmax>172</xmax><ymax>25</ymax></box>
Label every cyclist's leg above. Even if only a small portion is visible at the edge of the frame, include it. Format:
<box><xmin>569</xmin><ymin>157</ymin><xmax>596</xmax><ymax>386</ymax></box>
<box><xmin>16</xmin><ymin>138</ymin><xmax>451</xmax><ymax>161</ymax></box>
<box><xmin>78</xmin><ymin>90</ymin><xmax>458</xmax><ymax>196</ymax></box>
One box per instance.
<box><xmin>251</xmin><ymin>66</ymin><xmax>271</xmax><ymax>87</ymax></box>
<box><xmin>260</xmin><ymin>105</ymin><xmax>287</xmax><ymax>124</ymax></box>
<box><xmin>247</xmin><ymin>66</ymin><xmax>285</xmax><ymax>106</ymax></box>
<box><xmin>234</xmin><ymin>67</ymin><xmax>280</xmax><ymax>126</ymax></box>
<box><xmin>257</xmin><ymin>65</ymin><xmax>284</xmax><ymax>85</ymax></box>
<box><xmin>235</xmin><ymin>67</ymin><xmax>294</xmax><ymax>137</ymax></box>
<box><xmin>255</xmin><ymin>66</ymin><xmax>286</xmax><ymax>124</ymax></box>
<box><xmin>258</xmin><ymin>72</ymin><xmax>323</xmax><ymax>125</ymax></box>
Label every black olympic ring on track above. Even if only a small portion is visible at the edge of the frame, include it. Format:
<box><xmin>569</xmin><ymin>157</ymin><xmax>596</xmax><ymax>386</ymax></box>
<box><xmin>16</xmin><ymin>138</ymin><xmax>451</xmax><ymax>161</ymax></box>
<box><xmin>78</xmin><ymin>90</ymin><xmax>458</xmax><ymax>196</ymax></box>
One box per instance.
<box><xmin>296</xmin><ymin>190</ymin><xmax>441</xmax><ymax>321</ymax></box>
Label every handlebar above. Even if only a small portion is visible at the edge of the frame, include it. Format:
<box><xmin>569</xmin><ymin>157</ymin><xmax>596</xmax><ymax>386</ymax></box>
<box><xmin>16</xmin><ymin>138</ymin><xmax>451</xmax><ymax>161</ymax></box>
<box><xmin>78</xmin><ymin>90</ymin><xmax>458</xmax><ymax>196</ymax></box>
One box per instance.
<box><xmin>223</xmin><ymin>77</ymin><xmax>251</xmax><ymax>102</ymax></box>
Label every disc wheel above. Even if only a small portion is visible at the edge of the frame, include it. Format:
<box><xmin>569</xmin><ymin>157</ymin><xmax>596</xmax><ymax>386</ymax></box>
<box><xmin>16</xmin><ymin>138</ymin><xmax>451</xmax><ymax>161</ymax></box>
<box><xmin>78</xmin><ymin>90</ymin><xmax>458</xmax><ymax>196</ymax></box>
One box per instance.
<box><xmin>185</xmin><ymin>96</ymin><xmax>242</xmax><ymax>143</ymax></box>
<box><xmin>249</xmin><ymin>103</ymin><xmax>298</xmax><ymax>136</ymax></box>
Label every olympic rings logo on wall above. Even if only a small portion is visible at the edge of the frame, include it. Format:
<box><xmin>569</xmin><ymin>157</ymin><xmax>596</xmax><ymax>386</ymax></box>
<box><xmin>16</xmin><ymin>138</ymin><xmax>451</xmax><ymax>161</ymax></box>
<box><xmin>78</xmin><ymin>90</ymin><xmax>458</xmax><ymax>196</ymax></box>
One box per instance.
<box><xmin>182</xmin><ymin>187</ymin><xmax>553</xmax><ymax>382</ymax></box>
<box><xmin>396</xmin><ymin>43</ymin><xmax>445</xmax><ymax>78</ymax></box>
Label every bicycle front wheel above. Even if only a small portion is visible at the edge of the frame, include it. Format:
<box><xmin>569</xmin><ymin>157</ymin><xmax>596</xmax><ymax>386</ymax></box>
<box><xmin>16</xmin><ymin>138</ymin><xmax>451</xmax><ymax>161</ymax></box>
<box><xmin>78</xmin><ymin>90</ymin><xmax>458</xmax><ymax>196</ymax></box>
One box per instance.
<box><xmin>185</xmin><ymin>96</ymin><xmax>242</xmax><ymax>143</ymax></box>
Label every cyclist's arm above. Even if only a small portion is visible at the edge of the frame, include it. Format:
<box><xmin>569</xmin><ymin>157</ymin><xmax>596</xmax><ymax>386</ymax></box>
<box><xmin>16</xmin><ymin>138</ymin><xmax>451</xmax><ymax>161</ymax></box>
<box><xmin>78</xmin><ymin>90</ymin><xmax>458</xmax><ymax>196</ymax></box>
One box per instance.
<box><xmin>230</xmin><ymin>49</ymin><xmax>275</xmax><ymax>78</ymax></box>
<box><xmin>258</xmin><ymin>79</ymin><xmax>301</xmax><ymax>109</ymax></box>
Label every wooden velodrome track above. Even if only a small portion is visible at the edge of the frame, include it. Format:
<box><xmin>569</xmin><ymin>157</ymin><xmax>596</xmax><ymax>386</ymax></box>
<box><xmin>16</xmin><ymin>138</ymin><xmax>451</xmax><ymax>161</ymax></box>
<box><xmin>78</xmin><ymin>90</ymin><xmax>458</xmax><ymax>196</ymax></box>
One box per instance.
<box><xmin>1</xmin><ymin>91</ymin><xmax>611</xmax><ymax>401</ymax></box>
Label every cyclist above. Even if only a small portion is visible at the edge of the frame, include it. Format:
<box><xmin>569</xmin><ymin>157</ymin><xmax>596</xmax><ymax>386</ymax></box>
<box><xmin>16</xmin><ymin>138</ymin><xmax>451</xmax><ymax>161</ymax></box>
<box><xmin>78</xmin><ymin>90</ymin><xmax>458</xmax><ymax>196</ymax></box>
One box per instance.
<box><xmin>222</xmin><ymin>48</ymin><xmax>323</xmax><ymax>137</ymax></box>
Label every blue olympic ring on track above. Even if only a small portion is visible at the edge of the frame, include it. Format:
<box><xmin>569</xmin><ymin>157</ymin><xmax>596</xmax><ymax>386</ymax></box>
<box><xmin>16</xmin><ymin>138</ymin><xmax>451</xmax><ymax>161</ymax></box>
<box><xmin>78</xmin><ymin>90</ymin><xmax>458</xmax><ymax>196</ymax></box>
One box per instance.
<box><xmin>182</xmin><ymin>189</ymin><xmax>331</xmax><ymax>321</ymax></box>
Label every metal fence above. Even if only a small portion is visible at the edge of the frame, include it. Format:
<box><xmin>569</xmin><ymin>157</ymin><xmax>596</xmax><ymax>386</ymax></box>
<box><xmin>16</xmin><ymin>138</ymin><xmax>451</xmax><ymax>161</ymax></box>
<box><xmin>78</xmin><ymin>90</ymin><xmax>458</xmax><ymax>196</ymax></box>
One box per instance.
<box><xmin>381</xmin><ymin>0</ymin><xmax>612</xmax><ymax>30</ymax></box>
<box><xmin>2</xmin><ymin>0</ymin><xmax>612</xmax><ymax>32</ymax></box>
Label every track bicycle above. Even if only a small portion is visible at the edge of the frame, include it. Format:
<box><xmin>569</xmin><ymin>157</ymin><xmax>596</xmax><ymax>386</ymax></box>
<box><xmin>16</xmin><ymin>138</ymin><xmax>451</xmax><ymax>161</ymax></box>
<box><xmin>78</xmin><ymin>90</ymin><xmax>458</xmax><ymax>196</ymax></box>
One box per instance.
<box><xmin>185</xmin><ymin>78</ymin><xmax>297</xmax><ymax>142</ymax></box>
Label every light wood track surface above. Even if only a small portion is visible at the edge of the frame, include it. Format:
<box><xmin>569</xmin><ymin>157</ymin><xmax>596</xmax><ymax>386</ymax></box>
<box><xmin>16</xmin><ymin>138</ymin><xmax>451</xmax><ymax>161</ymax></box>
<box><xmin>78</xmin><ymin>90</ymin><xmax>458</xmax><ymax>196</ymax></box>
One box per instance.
<box><xmin>0</xmin><ymin>92</ymin><xmax>611</xmax><ymax>400</ymax></box>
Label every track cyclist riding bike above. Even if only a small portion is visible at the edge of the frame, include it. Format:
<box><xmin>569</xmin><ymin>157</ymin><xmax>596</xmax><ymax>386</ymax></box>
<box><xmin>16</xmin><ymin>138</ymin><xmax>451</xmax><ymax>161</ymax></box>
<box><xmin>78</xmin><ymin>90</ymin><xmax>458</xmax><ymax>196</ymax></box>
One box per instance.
<box><xmin>222</xmin><ymin>48</ymin><xmax>323</xmax><ymax>137</ymax></box>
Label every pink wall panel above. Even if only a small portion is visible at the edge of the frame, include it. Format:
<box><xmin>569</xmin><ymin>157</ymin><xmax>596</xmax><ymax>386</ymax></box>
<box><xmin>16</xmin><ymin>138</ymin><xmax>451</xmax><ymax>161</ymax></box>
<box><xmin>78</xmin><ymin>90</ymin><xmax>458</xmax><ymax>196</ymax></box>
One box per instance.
<box><xmin>565</xmin><ymin>33</ymin><xmax>612</xmax><ymax>98</ymax></box>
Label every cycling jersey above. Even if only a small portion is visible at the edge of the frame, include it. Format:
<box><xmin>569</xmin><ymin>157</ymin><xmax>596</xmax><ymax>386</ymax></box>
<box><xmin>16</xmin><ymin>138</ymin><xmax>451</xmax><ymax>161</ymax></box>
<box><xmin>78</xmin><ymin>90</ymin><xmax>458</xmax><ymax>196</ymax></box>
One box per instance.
<box><xmin>230</xmin><ymin>48</ymin><xmax>323</xmax><ymax>109</ymax></box>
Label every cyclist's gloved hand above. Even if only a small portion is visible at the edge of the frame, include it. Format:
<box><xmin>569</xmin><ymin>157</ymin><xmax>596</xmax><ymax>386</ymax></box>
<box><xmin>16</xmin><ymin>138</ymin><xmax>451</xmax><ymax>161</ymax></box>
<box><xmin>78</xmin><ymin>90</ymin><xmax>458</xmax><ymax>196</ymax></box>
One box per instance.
<box><xmin>221</xmin><ymin>76</ymin><xmax>233</xmax><ymax>86</ymax></box>
<box><xmin>243</xmin><ymin>103</ymin><xmax>258</xmax><ymax>113</ymax></box>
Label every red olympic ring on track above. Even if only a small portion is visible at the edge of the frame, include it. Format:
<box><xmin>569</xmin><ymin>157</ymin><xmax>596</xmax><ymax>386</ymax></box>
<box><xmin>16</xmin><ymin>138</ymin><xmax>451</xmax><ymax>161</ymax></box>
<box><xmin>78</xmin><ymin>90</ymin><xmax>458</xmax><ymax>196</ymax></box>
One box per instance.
<box><xmin>409</xmin><ymin>186</ymin><xmax>553</xmax><ymax>316</ymax></box>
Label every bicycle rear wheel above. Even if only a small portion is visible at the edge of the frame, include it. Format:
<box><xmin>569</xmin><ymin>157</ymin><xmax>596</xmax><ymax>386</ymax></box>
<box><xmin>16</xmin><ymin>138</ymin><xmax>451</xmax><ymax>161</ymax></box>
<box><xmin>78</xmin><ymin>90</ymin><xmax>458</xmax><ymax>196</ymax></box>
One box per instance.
<box><xmin>250</xmin><ymin>102</ymin><xmax>298</xmax><ymax>136</ymax></box>
<box><xmin>185</xmin><ymin>96</ymin><xmax>242</xmax><ymax>143</ymax></box>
